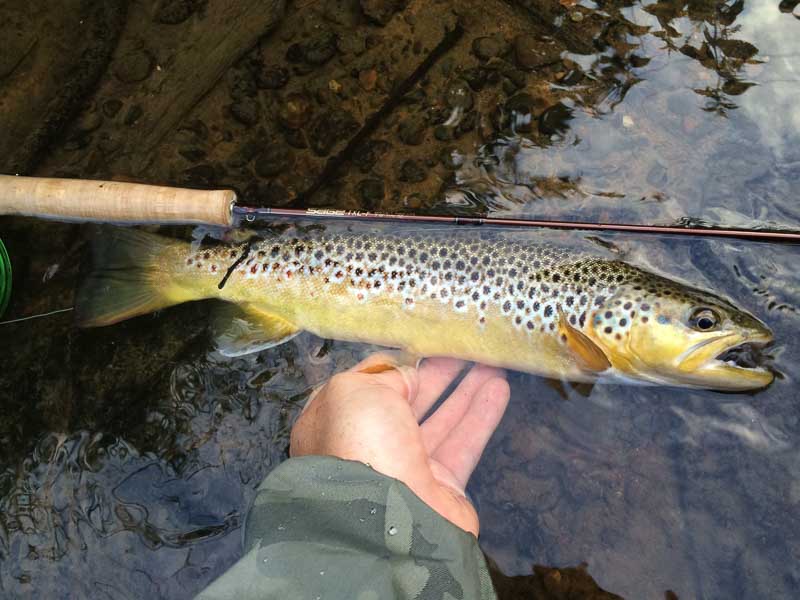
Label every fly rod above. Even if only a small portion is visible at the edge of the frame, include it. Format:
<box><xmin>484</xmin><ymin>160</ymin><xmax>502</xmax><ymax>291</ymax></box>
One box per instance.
<box><xmin>1</xmin><ymin>174</ymin><xmax>799</xmax><ymax>243</ymax></box>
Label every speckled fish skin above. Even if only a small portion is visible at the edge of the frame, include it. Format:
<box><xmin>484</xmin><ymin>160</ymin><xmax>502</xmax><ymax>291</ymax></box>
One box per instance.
<box><xmin>150</xmin><ymin>229</ymin><xmax>773</xmax><ymax>390</ymax></box>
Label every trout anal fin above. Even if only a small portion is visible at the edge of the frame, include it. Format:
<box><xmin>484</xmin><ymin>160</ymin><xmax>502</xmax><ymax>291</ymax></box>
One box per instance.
<box><xmin>557</xmin><ymin>308</ymin><xmax>611</xmax><ymax>373</ymax></box>
<box><xmin>214</xmin><ymin>303</ymin><xmax>300</xmax><ymax>357</ymax></box>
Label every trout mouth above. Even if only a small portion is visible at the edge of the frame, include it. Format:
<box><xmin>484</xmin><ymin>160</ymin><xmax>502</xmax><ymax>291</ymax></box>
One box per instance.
<box><xmin>692</xmin><ymin>332</ymin><xmax>775</xmax><ymax>389</ymax></box>
<box><xmin>715</xmin><ymin>341</ymin><xmax>773</xmax><ymax>372</ymax></box>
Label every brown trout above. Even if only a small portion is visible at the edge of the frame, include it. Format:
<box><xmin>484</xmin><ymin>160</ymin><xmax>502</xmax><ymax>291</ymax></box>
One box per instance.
<box><xmin>76</xmin><ymin>227</ymin><xmax>774</xmax><ymax>390</ymax></box>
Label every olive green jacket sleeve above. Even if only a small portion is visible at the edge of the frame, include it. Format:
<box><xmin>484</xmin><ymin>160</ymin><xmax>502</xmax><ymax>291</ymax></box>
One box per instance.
<box><xmin>196</xmin><ymin>455</ymin><xmax>497</xmax><ymax>600</ymax></box>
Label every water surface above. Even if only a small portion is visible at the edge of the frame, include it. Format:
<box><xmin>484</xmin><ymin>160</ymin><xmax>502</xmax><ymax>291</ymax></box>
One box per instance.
<box><xmin>1</xmin><ymin>0</ymin><xmax>799</xmax><ymax>598</ymax></box>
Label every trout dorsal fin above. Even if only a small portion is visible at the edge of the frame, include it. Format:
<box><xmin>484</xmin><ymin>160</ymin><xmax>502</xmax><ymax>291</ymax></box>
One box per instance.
<box><xmin>557</xmin><ymin>308</ymin><xmax>611</xmax><ymax>373</ymax></box>
<box><xmin>214</xmin><ymin>303</ymin><xmax>300</xmax><ymax>357</ymax></box>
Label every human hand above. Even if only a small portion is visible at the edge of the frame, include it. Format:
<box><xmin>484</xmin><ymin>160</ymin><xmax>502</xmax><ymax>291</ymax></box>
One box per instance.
<box><xmin>290</xmin><ymin>353</ymin><xmax>511</xmax><ymax>537</ymax></box>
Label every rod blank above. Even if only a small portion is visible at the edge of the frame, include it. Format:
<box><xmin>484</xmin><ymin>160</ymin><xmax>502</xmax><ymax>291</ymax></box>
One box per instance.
<box><xmin>243</xmin><ymin>207</ymin><xmax>800</xmax><ymax>243</ymax></box>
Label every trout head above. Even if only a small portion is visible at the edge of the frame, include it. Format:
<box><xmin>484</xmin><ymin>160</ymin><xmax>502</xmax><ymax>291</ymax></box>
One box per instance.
<box><xmin>587</xmin><ymin>271</ymin><xmax>774</xmax><ymax>391</ymax></box>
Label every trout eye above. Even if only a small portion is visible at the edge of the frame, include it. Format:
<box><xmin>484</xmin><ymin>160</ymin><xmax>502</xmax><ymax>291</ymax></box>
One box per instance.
<box><xmin>689</xmin><ymin>308</ymin><xmax>720</xmax><ymax>331</ymax></box>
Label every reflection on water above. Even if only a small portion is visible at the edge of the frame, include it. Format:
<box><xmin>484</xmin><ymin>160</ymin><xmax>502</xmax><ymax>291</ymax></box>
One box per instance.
<box><xmin>449</xmin><ymin>0</ymin><xmax>800</xmax><ymax>232</ymax></box>
<box><xmin>1</xmin><ymin>1</ymin><xmax>799</xmax><ymax>599</ymax></box>
<box><xmin>672</xmin><ymin>402</ymin><xmax>791</xmax><ymax>451</ymax></box>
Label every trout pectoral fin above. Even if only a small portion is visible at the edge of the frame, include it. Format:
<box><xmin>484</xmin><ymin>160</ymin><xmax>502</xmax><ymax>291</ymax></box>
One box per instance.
<box><xmin>570</xmin><ymin>381</ymin><xmax>595</xmax><ymax>397</ymax></box>
<box><xmin>543</xmin><ymin>378</ymin><xmax>569</xmax><ymax>400</ymax></box>
<box><xmin>214</xmin><ymin>303</ymin><xmax>300</xmax><ymax>357</ymax></box>
<box><xmin>558</xmin><ymin>308</ymin><xmax>611</xmax><ymax>373</ymax></box>
<box><xmin>544</xmin><ymin>378</ymin><xmax>596</xmax><ymax>400</ymax></box>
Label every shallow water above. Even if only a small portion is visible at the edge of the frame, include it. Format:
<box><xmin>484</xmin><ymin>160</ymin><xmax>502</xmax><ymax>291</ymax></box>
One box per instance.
<box><xmin>1</xmin><ymin>0</ymin><xmax>799</xmax><ymax>599</ymax></box>
<box><xmin>451</xmin><ymin>0</ymin><xmax>800</xmax><ymax>232</ymax></box>
<box><xmin>474</xmin><ymin>233</ymin><xmax>800</xmax><ymax>599</ymax></box>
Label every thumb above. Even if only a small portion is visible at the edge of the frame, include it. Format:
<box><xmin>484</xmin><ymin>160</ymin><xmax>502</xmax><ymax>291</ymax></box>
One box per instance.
<box><xmin>349</xmin><ymin>351</ymin><xmax>421</xmax><ymax>401</ymax></box>
<box><xmin>300</xmin><ymin>351</ymin><xmax>421</xmax><ymax>415</ymax></box>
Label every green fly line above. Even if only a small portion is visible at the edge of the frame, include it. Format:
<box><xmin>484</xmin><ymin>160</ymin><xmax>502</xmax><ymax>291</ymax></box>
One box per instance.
<box><xmin>0</xmin><ymin>237</ymin><xmax>10</xmax><ymax>317</ymax></box>
<box><xmin>0</xmin><ymin>238</ymin><xmax>75</xmax><ymax>325</ymax></box>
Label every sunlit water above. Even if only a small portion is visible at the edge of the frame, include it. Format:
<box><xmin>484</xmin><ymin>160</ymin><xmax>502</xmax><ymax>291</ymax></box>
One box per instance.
<box><xmin>2</xmin><ymin>1</ymin><xmax>799</xmax><ymax>599</ymax></box>
<box><xmin>449</xmin><ymin>0</ymin><xmax>800</xmax><ymax>232</ymax></box>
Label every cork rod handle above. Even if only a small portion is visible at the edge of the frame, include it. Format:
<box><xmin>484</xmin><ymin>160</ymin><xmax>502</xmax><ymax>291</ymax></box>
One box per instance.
<box><xmin>0</xmin><ymin>175</ymin><xmax>236</xmax><ymax>226</ymax></box>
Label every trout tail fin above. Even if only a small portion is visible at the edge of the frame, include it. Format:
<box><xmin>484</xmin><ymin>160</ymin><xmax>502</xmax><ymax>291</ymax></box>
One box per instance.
<box><xmin>75</xmin><ymin>227</ymin><xmax>187</xmax><ymax>327</ymax></box>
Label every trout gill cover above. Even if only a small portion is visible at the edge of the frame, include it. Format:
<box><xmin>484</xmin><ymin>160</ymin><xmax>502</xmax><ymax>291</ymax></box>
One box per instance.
<box><xmin>76</xmin><ymin>227</ymin><xmax>774</xmax><ymax>391</ymax></box>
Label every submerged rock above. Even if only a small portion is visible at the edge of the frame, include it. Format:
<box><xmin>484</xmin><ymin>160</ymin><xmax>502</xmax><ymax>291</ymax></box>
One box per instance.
<box><xmin>179</xmin><ymin>147</ymin><xmax>206</xmax><ymax>162</ymax></box>
<box><xmin>356</xmin><ymin>178</ymin><xmax>385</xmax><ymax>209</ymax></box>
<box><xmin>154</xmin><ymin>0</ymin><xmax>198</xmax><ymax>24</ymax></box>
<box><xmin>358</xmin><ymin>68</ymin><xmax>378</xmax><ymax>90</ymax></box>
<box><xmin>285</xmin><ymin>43</ymin><xmax>305</xmax><ymax>63</ymax></box>
<box><xmin>255</xmin><ymin>145</ymin><xmax>293</xmax><ymax>178</ymax></box>
<box><xmin>226</xmin><ymin>138</ymin><xmax>262</xmax><ymax>167</ymax></box>
<box><xmin>513</xmin><ymin>34</ymin><xmax>561</xmax><ymax>70</ymax></box>
<box><xmin>397</xmin><ymin>116</ymin><xmax>427</xmax><ymax>145</ymax></box>
<box><xmin>182</xmin><ymin>163</ymin><xmax>217</xmax><ymax>185</ymax></box>
<box><xmin>283</xmin><ymin>128</ymin><xmax>309</xmax><ymax>149</ymax></box>
<box><xmin>433</xmin><ymin>125</ymin><xmax>452</xmax><ymax>142</ymax></box>
<box><xmin>360</xmin><ymin>0</ymin><xmax>406</xmax><ymax>25</ymax></box>
<box><xmin>352</xmin><ymin>139</ymin><xmax>390</xmax><ymax>172</ymax></box>
<box><xmin>123</xmin><ymin>104</ymin><xmax>144</xmax><ymax>126</ymax></box>
<box><xmin>324</xmin><ymin>0</ymin><xmax>362</xmax><ymax>26</ymax></box>
<box><xmin>303</xmin><ymin>31</ymin><xmax>338</xmax><ymax>65</ymax></box>
<box><xmin>102</xmin><ymin>99</ymin><xmax>123</xmax><ymax>118</ymax></box>
<box><xmin>462</xmin><ymin>67</ymin><xmax>488</xmax><ymax>91</ymax></box>
<box><xmin>338</xmin><ymin>31</ymin><xmax>368</xmax><ymax>55</ymax></box>
<box><xmin>114</xmin><ymin>49</ymin><xmax>154</xmax><ymax>83</ymax></box>
<box><xmin>230</xmin><ymin>97</ymin><xmax>260</xmax><ymax>126</ymax></box>
<box><xmin>457</xmin><ymin>110</ymin><xmax>477</xmax><ymax>135</ymax></box>
<box><xmin>538</xmin><ymin>102</ymin><xmax>573</xmax><ymax>136</ymax></box>
<box><xmin>778</xmin><ymin>0</ymin><xmax>798</xmax><ymax>12</ymax></box>
<box><xmin>399</xmin><ymin>159</ymin><xmax>426</xmax><ymax>182</ymax></box>
<box><xmin>279</xmin><ymin>93</ymin><xmax>313</xmax><ymax>130</ymax></box>
<box><xmin>227</xmin><ymin>67</ymin><xmax>257</xmax><ymax>100</ymax></box>
<box><xmin>243</xmin><ymin>179</ymin><xmax>291</xmax><ymax>206</ymax></box>
<box><xmin>309</xmin><ymin>110</ymin><xmax>359</xmax><ymax>156</ymax></box>
<box><xmin>256</xmin><ymin>66</ymin><xmax>289</xmax><ymax>89</ymax></box>
<box><xmin>471</xmin><ymin>35</ymin><xmax>509</xmax><ymax>61</ymax></box>
<box><xmin>445</xmin><ymin>79</ymin><xmax>474</xmax><ymax>111</ymax></box>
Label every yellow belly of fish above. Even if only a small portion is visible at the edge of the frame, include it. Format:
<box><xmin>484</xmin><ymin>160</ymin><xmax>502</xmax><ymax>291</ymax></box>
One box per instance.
<box><xmin>211</xmin><ymin>272</ymin><xmax>595</xmax><ymax>382</ymax></box>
